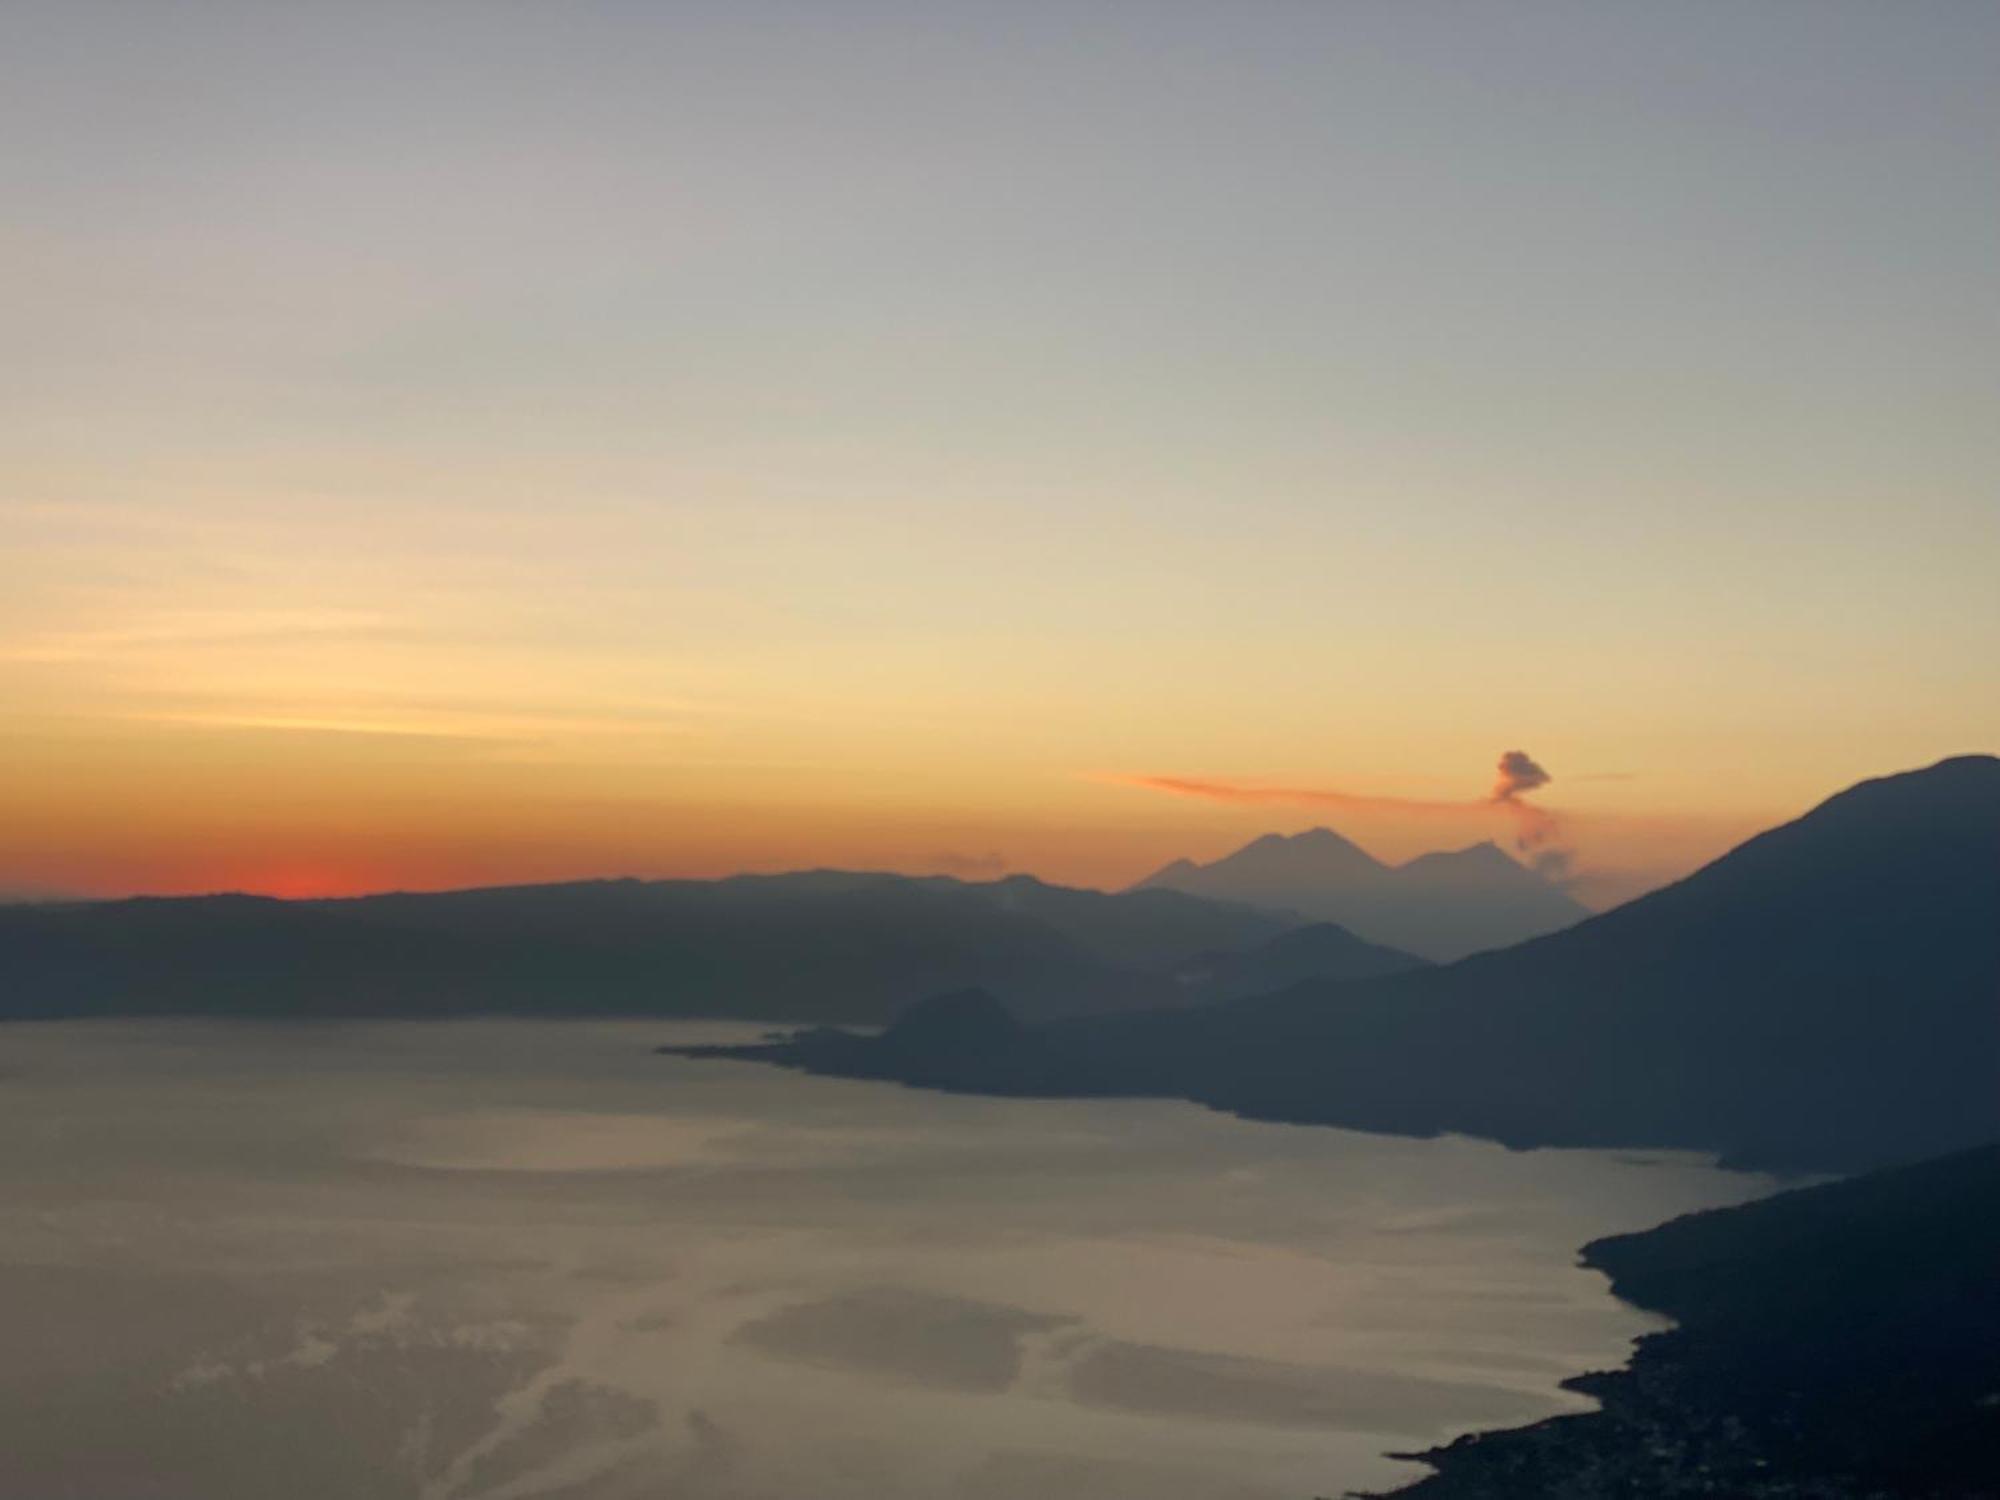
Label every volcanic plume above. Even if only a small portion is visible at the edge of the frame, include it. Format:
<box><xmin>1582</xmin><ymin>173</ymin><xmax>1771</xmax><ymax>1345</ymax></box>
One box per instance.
<box><xmin>1489</xmin><ymin>749</ymin><xmax>1564</xmax><ymax>867</ymax></box>
<box><xmin>1491</xmin><ymin>750</ymin><xmax>1552</xmax><ymax>802</ymax></box>
<box><xmin>1116</xmin><ymin>749</ymin><xmax>1578</xmax><ymax>886</ymax></box>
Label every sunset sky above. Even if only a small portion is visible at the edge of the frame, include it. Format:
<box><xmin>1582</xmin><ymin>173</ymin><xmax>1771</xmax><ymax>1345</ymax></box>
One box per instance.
<box><xmin>4</xmin><ymin>3</ymin><xmax>1996</xmax><ymax>906</ymax></box>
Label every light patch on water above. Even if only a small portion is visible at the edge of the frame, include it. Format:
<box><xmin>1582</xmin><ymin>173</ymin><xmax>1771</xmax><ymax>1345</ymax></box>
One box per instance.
<box><xmin>373</xmin><ymin>1110</ymin><xmax>757</xmax><ymax>1172</ymax></box>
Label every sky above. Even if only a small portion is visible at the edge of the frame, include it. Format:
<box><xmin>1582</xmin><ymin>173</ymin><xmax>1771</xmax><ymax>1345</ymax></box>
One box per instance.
<box><xmin>3</xmin><ymin>1</ymin><xmax>1996</xmax><ymax>907</ymax></box>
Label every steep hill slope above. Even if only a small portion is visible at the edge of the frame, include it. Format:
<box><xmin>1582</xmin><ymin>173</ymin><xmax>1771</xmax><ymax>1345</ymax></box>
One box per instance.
<box><xmin>717</xmin><ymin>757</ymin><xmax>2000</xmax><ymax>1169</ymax></box>
<box><xmin>1380</xmin><ymin>1142</ymin><xmax>2000</xmax><ymax>1497</ymax></box>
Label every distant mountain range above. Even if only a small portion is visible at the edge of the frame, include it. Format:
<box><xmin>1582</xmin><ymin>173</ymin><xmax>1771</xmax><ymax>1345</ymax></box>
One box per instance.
<box><xmin>680</xmin><ymin>756</ymin><xmax>2000</xmax><ymax>1171</ymax></box>
<box><xmin>1379</xmin><ymin>1141</ymin><xmax>2000</xmax><ymax>1497</ymax></box>
<box><xmin>1134</xmin><ymin>828</ymin><xmax>1589</xmax><ymax>961</ymax></box>
<box><xmin>0</xmin><ymin>870</ymin><xmax>1419</xmax><ymax>1026</ymax></box>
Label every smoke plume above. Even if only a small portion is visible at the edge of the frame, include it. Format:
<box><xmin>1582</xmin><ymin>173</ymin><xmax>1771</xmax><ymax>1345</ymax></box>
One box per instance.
<box><xmin>1115</xmin><ymin>751</ymin><xmax>1575</xmax><ymax>885</ymax></box>
<box><xmin>1112</xmin><ymin>749</ymin><xmax>1609</xmax><ymax>894</ymax></box>
<box><xmin>1491</xmin><ymin>750</ymin><xmax>1552</xmax><ymax>803</ymax></box>
<box><xmin>1485</xmin><ymin>749</ymin><xmax>1564</xmax><ymax>867</ymax></box>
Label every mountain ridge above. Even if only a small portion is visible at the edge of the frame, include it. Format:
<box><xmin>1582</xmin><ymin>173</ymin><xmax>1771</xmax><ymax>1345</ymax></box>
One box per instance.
<box><xmin>1132</xmin><ymin>825</ymin><xmax>1590</xmax><ymax>960</ymax></box>
<box><xmin>0</xmin><ymin>868</ymin><xmax>1407</xmax><ymax>1028</ymax></box>
<box><xmin>689</xmin><ymin>756</ymin><xmax>2000</xmax><ymax>1171</ymax></box>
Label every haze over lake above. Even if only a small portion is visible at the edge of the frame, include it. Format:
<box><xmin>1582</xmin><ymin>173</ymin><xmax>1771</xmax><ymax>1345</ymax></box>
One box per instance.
<box><xmin>0</xmin><ymin>1021</ymin><xmax>1771</xmax><ymax>1500</ymax></box>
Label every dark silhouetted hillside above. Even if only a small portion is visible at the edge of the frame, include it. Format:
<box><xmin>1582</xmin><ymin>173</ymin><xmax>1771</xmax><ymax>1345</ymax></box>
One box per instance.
<box><xmin>1175</xmin><ymin>922</ymin><xmax>1428</xmax><ymax>1003</ymax></box>
<box><xmin>716</xmin><ymin>757</ymin><xmax>2000</xmax><ymax>1170</ymax></box>
<box><xmin>1373</xmin><ymin>1142</ymin><xmax>2000</xmax><ymax>1498</ymax></box>
<box><xmin>0</xmin><ymin>871</ymin><xmax>1295</xmax><ymax>1026</ymax></box>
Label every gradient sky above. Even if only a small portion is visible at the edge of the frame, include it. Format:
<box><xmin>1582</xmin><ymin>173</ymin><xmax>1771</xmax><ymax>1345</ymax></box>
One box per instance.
<box><xmin>4</xmin><ymin>2</ymin><xmax>1997</xmax><ymax>906</ymax></box>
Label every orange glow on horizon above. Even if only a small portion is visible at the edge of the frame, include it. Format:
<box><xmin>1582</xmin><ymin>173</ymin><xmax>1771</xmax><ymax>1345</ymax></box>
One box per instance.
<box><xmin>2</xmin><ymin>753</ymin><xmax>1771</xmax><ymax>915</ymax></box>
<box><xmin>202</xmin><ymin>863</ymin><xmax>399</xmax><ymax>901</ymax></box>
<box><xmin>3</xmin><ymin>7</ymin><xmax>1996</xmax><ymax>926</ymax></box>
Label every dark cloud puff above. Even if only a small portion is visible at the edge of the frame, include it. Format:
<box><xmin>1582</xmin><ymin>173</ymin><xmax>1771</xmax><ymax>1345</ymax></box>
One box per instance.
<box><xmin>1492</xmin><ymin>750</ymin><xmax>1552</xmax><ymax>802</ymax></box>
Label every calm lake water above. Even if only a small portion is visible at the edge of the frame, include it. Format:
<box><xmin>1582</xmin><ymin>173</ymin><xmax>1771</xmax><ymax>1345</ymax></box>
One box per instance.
<box><xmin>0</xmin><ymin>1020</ymin><xmax>1771</xmax><ymax>1499</ymax></box>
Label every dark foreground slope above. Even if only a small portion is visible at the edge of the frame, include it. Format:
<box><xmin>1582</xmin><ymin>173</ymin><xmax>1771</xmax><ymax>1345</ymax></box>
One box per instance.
<box><xmin>1369</xmin><ymin>1143</ymin><xmax>2000</xmax><ymax>1499</ymax></box>
<box><xmin>1177</xmin><ymin>921</ymin><xmax>1428</xmax><ymax>1002</ymax></box>
<box><xmin>689</xmin><ymin>757</ymin><xmax>2000</xmax><ymax>1170</ymax></box>
<box><xmin>0</xmin><ymin>870</ymin><xmax>1403</xmax><ymax>1026</ymax></box>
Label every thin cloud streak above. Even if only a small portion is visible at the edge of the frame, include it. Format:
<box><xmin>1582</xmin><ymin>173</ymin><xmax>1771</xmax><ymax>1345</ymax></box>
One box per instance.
<box><xmin>1109</xmin><ymin>774</ymin><xmax>1488</xmax><ymax>820</ymax></box>
<box><xmin>1114</xmin><ymin>751</ymin><xmax>1579</xmax><ymax>884</ymax></box>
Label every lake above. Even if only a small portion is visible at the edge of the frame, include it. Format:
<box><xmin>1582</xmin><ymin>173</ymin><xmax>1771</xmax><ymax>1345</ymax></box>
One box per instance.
<box><xmin>0</xmin><ymin>1020</ymin><xmax>1772</xmax><ymax>1499</ymax></box>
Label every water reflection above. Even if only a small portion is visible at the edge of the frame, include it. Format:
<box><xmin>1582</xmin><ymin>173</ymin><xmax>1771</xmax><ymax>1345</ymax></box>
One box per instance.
<box><xmin>0</xmin><ymin>1021</ymin><xmax>1771</xmax><ymax>1499</ymax></box>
